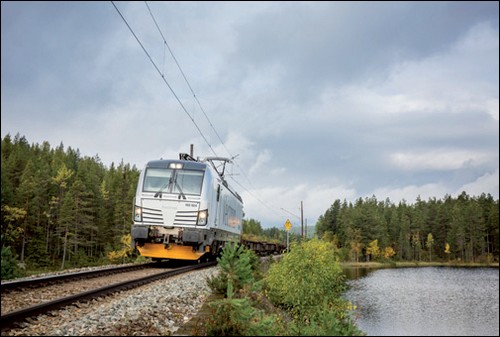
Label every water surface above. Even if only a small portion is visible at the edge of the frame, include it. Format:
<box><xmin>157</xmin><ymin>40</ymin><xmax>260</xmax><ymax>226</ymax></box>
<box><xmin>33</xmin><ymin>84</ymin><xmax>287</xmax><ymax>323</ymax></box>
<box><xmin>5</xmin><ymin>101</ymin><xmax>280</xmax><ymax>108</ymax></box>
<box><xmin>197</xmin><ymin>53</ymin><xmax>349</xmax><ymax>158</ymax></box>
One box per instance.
<box><xmin>343</xmin><ymin>267</ymin><xmax>499</xmax><ymax>336</ymax></box>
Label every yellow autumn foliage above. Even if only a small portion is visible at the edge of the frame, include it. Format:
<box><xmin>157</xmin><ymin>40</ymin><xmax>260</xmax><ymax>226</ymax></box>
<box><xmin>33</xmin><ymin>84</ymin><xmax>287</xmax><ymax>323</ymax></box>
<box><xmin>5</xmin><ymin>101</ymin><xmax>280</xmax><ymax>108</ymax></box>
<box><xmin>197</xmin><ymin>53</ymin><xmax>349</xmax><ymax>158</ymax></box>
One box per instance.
<box><xmin>107</xmin><ymin>234</ymin><xmax>134</xmax><ymax>263</ymax></box>
<box><xmin>383</xmin><ymin>246</ymin><xmax>396</xmax><ymax>259</ymax></box>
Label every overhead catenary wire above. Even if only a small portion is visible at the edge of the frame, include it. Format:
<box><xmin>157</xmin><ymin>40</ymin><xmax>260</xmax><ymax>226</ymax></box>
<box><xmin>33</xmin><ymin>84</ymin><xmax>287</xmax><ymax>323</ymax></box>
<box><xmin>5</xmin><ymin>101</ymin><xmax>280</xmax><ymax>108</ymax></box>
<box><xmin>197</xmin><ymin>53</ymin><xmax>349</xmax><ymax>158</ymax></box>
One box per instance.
<box><xmin>142</xmin><ymin>2</ymin><xmax>284</xmax><ymax>219</ymax></box>
<box><xmin>143</xmin><ymin>2</ymin><xmax>261</xmax><ymax>189</ymax></box>
<box><xmin>227</xmin><ymin>175</ymin><xmax>282</xmax><ymax>218</ymax></box>
<box><xmin>111</xmin><ymin>1</ymin><xmax>217</xmax><ymax>157</ymax></box>
<box><xmin>144</xmin><ymin>1</ymin><xmax>231</xmax><ymax>159</ymax></box>
<box><xmin>143</xmin><ymin>1</ymin><xmax>260</xmax><ymax>195</ymax></box>
<box><xmin>112</xmin><ymin>1</ymin><xmax>292</xmax><ymax>224</ymax></box>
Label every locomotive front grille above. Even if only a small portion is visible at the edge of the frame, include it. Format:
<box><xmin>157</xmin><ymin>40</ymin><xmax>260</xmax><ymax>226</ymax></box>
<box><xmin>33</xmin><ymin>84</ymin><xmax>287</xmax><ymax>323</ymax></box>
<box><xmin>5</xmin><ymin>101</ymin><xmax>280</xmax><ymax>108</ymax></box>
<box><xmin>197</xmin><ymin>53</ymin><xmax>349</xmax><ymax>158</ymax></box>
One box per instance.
<box><xmin>140</xmin><ymin>199</ymin><xmax>199</xmax><ymax>226</ymax></box>
<box><xmin>142</xmin><ymin>206</ymin><xmax>163</xmax><ymax>224</ymax></box>
<box><xmin>174</xmin><ymin>210</ymin><xmax>198</xmax><ymax>226</ymax></box>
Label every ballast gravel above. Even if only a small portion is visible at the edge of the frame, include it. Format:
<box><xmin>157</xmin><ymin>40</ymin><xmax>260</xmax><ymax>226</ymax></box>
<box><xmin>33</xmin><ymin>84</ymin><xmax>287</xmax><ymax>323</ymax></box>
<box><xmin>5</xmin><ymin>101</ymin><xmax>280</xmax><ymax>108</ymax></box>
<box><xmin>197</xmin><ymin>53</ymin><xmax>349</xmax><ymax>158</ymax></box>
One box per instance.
<box><xmin>3</xmin><ymin>267</ymin><xmax>219</xmax><ymax>336</ymax></box>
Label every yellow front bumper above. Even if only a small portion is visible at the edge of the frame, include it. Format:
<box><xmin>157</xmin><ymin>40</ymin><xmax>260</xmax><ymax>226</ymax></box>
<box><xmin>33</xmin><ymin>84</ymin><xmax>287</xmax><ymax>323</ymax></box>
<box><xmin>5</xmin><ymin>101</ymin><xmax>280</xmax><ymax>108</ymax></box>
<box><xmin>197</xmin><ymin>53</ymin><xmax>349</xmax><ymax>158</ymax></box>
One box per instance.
<box><xmin>137</xmin><ymin>243</ymin><xmax>205</xmax><ymax>261</ymax></box>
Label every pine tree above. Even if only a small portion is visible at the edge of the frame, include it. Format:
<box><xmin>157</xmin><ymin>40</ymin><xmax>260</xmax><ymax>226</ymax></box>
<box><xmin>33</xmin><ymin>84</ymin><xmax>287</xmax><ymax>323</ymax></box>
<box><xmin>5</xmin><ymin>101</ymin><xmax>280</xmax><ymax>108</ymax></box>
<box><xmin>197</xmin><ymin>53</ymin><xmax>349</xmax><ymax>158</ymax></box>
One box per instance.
<box><xmin>426</xmin><ymin>233</ymin><xmax>434</xmax><ymax>262</ymax></box>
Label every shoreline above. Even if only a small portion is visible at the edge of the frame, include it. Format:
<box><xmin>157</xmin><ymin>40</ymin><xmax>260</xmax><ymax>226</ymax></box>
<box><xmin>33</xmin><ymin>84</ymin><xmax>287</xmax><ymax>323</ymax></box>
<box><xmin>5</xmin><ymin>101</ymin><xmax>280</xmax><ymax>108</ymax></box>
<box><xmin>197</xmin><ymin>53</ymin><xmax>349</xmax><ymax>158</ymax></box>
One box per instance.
<box><xmin>340</xmin><ymin>261</ymin><xmax>499</xmax><ymax>268</ymax></box>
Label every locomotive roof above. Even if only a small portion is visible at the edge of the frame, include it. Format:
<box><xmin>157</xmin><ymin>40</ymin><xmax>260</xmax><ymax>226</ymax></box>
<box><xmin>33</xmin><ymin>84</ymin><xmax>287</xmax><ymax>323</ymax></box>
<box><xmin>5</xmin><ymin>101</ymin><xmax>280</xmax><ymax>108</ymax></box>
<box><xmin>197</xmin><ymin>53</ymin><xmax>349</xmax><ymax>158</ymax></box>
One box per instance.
<box><xmin>146</xmin><ymin>159</ymin><xmax>207</xmax><ymax>171</ymax></box>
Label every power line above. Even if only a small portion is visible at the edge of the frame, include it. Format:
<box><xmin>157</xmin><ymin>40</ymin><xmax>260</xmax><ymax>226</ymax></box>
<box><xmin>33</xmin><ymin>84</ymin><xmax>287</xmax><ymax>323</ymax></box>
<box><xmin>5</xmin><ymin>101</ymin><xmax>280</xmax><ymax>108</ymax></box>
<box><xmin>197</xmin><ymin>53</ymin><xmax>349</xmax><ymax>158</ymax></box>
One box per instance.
<box><xmin>144</xmin><ymin>1</ymin><xmax>231</xmax><ymax>159</ymax></box>
<box><xmin>111</xmin><ymin>1</ymin><xmax>218</xmax><ymax>157</ymax></box>
<box><xmin>143</xmin><ymin>2</ymin><xmax>263</xmax><ymax>193</ymax></box>
<box><xmin>227</xmin><ymin>175</ymin><xmax>283</xmax><ymax>219</ymax></box>
<box><xmin>141</xmin><ymin>2</ymin><xmax>283</xmax><ymax>218</ymax></box>
<box><xmin>113</xmin><ymin>2</ymin><xmax>290</xmax><ymax>224</ymax></box>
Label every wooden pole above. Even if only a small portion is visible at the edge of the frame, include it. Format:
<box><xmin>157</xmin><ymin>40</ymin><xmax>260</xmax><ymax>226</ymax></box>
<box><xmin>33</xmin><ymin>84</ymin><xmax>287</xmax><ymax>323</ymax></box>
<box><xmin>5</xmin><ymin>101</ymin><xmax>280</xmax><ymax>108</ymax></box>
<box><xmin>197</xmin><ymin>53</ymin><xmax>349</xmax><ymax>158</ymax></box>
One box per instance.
<box><xmin>301</xmin><ymin>201</ymin><xmax>304</xmax><ymax>238</ymax></box>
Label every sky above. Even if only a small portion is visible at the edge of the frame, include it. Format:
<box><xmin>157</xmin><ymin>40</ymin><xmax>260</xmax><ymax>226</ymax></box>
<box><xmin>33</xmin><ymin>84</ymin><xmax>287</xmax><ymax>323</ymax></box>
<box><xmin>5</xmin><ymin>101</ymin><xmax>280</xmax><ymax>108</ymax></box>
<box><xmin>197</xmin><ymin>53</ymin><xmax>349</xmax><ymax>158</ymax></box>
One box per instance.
<box><xmin>2</xmin><ymin>1</ymin><xmax>499</xmax><ymax>229</ymax></box>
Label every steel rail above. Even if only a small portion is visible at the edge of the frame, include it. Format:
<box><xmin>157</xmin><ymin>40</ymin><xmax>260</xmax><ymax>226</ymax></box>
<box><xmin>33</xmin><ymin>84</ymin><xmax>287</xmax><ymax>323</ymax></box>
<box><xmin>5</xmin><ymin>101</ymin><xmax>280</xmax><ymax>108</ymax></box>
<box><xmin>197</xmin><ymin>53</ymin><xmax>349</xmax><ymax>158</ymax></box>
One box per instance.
<box><xmin>1</xmin><ymin>261</ymin><xmax>216</xmax><ymax>330</ymax></box>
<box><xmin>0</xmin><ymin>263</ymin><xmax>155</xmax><ymax>292</ymax></box>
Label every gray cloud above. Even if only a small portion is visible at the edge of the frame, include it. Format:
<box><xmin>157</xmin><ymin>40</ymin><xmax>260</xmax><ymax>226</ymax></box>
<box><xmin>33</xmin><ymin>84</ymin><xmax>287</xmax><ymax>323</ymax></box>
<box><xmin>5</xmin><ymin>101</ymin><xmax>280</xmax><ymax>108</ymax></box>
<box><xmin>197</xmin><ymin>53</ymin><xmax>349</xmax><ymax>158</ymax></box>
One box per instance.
<box><xmin>2</xmin><ymin>1</ymin><xmax>498</xmax><ymax>227</ymax></box>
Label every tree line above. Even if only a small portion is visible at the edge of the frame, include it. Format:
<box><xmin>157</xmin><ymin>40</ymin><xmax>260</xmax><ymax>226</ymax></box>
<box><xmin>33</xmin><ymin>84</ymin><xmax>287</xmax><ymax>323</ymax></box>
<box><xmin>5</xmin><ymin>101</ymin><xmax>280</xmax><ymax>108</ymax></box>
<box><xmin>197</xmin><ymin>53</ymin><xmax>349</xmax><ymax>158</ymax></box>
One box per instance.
<box><xmin>1</xmin><ymin>133</ymin><xmax>140</xmax><ymax>270</ymax></box>
<box><xmin>2</xmin><ymin>133</ymin><xmax>498</xmax><ymax>274</ymax></box>
<box><xmin>0</xmin><ymin>134</ymin><xmax>291</xmax><ymax>274</ymax></box>
<box><xmin>315</xmin><ymin>193</ymin><xmax>499</xmax><ymax>263</ymax></box>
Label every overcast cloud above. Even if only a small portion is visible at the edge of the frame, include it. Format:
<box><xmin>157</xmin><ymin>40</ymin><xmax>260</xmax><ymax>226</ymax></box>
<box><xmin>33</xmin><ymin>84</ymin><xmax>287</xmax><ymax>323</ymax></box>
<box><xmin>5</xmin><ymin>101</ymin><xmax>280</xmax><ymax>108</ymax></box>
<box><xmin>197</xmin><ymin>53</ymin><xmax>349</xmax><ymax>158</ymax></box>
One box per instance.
<box><xmin>2</xmin><ymin>1</ymin><xmax>498</xmax><ymax>229</ymax></box>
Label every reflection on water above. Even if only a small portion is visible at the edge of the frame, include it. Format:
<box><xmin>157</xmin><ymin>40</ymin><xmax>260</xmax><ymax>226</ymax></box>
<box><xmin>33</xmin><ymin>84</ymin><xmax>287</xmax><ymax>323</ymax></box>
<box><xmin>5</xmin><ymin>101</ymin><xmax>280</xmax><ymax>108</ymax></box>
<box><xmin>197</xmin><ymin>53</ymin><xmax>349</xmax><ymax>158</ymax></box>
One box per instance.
<box><xmin>342</xmin><ymin>267</ymin><xmax>499</xmax><ymax>336</ymax></box>
<box><xmin>342</xmin><ymin>266</ymin><xmax>378</xmax><ymax>280</ymax></box>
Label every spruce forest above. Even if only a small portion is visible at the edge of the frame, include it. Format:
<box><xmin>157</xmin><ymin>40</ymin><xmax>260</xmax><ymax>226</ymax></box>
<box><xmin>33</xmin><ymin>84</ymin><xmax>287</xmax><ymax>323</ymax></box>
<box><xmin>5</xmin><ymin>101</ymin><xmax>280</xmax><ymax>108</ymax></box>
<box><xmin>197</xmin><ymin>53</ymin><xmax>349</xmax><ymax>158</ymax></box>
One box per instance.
<box><xmin>2</xmin><ymin>134</ymin><xmax>140</xmax><ymax>272</ymax></box>
<box><xmin>1</xmin><ymin>134</ymin><xmax>498</xmax><ymax>277</ymax></box>
<box><xmin>315</xmin><ymin>194</ymin><xmax>498</xmax><ymax>263</ymax></box>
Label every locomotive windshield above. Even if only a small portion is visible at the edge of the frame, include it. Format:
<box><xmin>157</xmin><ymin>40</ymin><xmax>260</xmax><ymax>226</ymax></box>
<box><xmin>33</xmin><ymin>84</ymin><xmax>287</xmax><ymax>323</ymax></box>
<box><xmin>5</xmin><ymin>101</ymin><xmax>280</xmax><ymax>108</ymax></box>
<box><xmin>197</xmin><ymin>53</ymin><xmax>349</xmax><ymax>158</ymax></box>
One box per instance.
<box><xmin>143</xmin><ymin>167</ymin><xmax>204</xmax><ymax>196</ymax></box>
<box><xmin>173</xmin><ymin>170</ymin><xmax>204</xmax><ymax>195</ymax></box>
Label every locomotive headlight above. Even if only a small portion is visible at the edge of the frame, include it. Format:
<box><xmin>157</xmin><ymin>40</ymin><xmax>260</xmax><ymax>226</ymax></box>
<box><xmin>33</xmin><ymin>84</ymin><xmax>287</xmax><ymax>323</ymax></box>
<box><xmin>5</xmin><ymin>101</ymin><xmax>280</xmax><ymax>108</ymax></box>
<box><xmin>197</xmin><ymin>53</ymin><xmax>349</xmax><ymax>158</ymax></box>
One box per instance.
<box><xmin>134</xmin><ymin>205</ymin><xmax>143</xmax><ymax>222</ymax></box>
<box><xmin>197</xmin><ymin>209</ymin><xmax>208</xmax><ymax>225</ymax></box>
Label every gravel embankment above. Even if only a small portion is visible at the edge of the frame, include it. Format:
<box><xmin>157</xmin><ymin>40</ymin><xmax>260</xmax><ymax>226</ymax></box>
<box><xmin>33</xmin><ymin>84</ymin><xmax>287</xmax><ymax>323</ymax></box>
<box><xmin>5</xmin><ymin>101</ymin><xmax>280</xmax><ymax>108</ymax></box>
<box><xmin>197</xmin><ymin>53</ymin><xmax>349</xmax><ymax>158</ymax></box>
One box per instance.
<box><xmin>3</xmin><ymin>267</ymin><xmax>219</xmax><ymax>336</ymax></box>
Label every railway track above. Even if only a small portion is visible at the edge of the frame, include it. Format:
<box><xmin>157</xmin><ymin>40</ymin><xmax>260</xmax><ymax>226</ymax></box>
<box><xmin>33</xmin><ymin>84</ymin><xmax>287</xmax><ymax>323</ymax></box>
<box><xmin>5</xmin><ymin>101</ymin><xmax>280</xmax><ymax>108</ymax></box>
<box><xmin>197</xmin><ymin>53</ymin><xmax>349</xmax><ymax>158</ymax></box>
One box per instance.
<box><xmin>1</xmin><ymin>261</ymin><xmax>216</xmax><ymax>331</ymax></box>
<box><xmin>1</xmin><ymin>262</ymin><xmax>155</xmax><ymax>291</ymax></box>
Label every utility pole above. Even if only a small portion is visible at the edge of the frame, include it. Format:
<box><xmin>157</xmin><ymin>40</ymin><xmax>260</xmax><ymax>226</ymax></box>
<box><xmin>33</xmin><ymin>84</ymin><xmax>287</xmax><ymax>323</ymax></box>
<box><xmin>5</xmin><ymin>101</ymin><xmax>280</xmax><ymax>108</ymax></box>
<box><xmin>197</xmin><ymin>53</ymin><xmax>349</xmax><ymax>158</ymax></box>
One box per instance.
<box><xmin>301</xmin><ymin>201</ymin><xmax>304</xmax><ymax>238</ymax></box>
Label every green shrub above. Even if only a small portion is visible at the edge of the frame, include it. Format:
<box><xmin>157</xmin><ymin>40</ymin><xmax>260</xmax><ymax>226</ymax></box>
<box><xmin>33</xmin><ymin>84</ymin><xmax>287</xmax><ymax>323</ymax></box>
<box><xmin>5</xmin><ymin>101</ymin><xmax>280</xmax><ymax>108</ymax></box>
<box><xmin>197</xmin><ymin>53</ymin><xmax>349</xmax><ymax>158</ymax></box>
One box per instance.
<box><xmin>206</xmin><ymin>297</ymin><xmax>279</xmax><ymax>336</ymax></box>
<box><xmin>207</xmin><ymin>268</ymin><xmax>229</xmax><ymax>295</ymax></box>
<box><xmin>205</xmin><ymin>243</ymin><xmax>281</xmax><ymax>335</ymax></box>
<box><xmin>265</xmin><ymin>238</ymin><xmax>346</xmax><ymax>316</ymax></box>
<box><xmin>264</xmin><ymin>238</ymin><xmax>364</xmax><ymax>335</ymax></box>
<box><xmin>1</xmin><ymin>246</ymin><xmax>24</xmax><ymax>280</ymax></box>
<box><xmin>207</xmin><ymin>243</ymin><xmax>259</xmax><ymax>297</ymax></box>
<box><xmin>289</xmin><ymin>302</ymin><xmax>365</xmax><ymax>336</ymax></box>
<box><xmin>206</xmin><ymin>239</ymin><xmax>364</xmax><ymax>336</ymax></box>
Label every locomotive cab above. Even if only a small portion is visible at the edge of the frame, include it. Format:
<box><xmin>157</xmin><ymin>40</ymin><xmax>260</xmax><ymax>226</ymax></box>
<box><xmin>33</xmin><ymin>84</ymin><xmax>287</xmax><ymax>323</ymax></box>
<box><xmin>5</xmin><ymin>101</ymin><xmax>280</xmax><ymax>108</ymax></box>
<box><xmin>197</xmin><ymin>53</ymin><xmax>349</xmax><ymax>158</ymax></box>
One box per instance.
<box><xmin>131</xmin><ymin>155</ymin><xmax>243</xmax><ymax>261</ymax></box>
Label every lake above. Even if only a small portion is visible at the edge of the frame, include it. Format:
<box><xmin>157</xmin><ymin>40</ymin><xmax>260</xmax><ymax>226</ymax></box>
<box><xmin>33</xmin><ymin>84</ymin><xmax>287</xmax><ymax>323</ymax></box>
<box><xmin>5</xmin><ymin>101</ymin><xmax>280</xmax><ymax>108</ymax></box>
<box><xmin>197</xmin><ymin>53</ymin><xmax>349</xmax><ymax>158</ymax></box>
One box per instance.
<box><xmin>342</xmin><ymin>267</ymin><xmax>499</xmax><ymax>336</ymax></box>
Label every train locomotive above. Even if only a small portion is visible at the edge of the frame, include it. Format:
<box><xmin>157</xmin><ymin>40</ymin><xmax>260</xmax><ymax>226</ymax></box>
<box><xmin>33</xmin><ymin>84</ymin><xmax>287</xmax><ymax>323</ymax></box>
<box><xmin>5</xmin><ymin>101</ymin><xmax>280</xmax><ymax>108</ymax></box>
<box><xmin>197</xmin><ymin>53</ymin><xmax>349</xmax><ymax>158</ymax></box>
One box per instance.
<box><xmin>131</xmin><ymin>153</ymin><xmax>243</xmax><ymax>261</ymax></box>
